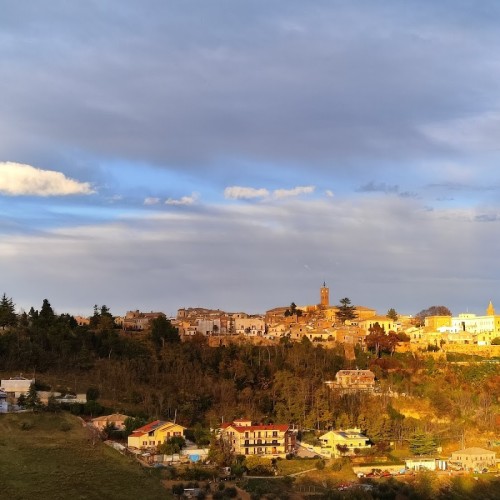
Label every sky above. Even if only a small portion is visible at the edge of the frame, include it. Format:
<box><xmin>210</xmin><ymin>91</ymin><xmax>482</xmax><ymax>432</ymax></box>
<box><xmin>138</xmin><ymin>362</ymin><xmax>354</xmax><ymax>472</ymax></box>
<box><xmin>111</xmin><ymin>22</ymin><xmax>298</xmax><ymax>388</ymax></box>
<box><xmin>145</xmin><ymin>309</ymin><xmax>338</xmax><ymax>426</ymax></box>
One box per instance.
<box><xmin>2</xmin><ymin>0</ymin><xmax>500</xmax><ymax>317</ymax></box>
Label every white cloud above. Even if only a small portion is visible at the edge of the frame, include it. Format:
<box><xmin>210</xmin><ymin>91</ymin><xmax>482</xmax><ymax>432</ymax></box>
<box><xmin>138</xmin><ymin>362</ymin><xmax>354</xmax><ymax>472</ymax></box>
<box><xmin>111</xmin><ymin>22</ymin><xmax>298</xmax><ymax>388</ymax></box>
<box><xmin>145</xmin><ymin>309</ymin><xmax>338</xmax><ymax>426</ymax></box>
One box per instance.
<box><xmin>224</xmin><ymin>186</ymin><xmax>270</xmax><ymax>200</ymax></box>
<box><xmin>0</xmin><ymin>162</ymin><xmax>95</xmax><ymax>196</ymax></box>
<box><xmin>144</xmin><ymin>197</ymin><xmax>160</xmax><ymax>205</ymax></box>
<box><xmin>325</xmin><ymin>190</ymin><xmax>334</xmax><ymax>198</ymax></box>
<box><xmin>273</xmin><ymin>185</ymin><xmax>315</xmax><ymax>199</ymax></box>
<box><xmin>165</xmin><ymin>192</ymin><xmax>198</xmax><ymax>206</ymax></box>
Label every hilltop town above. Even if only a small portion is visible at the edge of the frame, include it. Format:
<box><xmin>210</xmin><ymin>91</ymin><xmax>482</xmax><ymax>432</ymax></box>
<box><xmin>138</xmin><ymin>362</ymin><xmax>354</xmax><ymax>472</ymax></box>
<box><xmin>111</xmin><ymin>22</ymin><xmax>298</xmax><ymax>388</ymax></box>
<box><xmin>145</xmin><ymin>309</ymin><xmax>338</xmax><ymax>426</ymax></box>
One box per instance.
<box><xmin>93</xmin><ymin>283</ymin><xmax>500</xmax><ymax>356</ymax></box>
<box><xmin>0</xmin><ymin>285</ymin><xmax>499</xmax><ymax>499</ymax></box>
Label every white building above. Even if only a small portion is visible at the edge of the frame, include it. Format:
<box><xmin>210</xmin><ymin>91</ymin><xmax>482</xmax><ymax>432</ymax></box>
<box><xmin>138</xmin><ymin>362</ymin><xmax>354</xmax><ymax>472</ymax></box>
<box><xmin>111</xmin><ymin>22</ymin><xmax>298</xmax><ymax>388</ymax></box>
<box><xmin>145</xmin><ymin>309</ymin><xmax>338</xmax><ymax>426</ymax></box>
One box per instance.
<box><xmin>0</xmin><ymin>376</ymin><xmax>34</xmax><ymax>398</ymax></box>
<box><xmin>0</xmin><ymin>390</ymin><xmax>8</xmax><ymax>413</ymax></box>
<box><xmin>234</xmin><ymin>317</ymin><xmax>265</xmax><ymax>336</ymax></box>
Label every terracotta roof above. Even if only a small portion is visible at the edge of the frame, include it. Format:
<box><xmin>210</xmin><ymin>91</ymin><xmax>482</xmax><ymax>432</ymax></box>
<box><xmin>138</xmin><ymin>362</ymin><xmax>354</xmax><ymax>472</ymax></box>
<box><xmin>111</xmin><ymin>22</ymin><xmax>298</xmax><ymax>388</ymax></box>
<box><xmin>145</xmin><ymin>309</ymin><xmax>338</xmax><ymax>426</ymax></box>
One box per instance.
<box><xmin>224</xmin><ymin>423</ymin><xmax>289</xmax><ymax>433</ymax></box>
<box><xmin>130</xmin><ymin>420</ymin><xmax>186</xmax><ymax>437</ymax></box>
<box><xmin>130</xmin><ymin>420</ymin><xmax>165</xmax><ymax>436</ymax></box>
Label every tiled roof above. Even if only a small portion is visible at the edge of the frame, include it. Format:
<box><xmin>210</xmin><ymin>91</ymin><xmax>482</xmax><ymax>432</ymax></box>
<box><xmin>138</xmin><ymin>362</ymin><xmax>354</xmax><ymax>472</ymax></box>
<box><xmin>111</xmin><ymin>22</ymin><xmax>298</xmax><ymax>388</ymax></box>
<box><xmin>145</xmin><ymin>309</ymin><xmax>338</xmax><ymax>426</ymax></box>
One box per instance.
<box><xmin>223</xmin><ymin>423</ymin><xmax>289</xmax><ymax>433</ymax></box>
<box><xmin>130</xmin><ymin>420</ymin><xmax>165</xmax><ymax>436</ymax></box>
<box><xmin>130</xmin><ymin>420</ymin><xmax>186</xmax><ymax>437</ymax></box>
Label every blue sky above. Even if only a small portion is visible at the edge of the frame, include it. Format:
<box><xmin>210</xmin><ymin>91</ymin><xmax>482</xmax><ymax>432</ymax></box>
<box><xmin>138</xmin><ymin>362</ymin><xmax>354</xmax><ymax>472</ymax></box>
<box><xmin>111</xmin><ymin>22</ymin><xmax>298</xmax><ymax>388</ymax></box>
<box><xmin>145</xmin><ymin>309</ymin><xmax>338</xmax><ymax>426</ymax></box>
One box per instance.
<box><xmin>2</xmin><ymin>0</ymin><xmax>500</xmax><ymax>317</ymax></box>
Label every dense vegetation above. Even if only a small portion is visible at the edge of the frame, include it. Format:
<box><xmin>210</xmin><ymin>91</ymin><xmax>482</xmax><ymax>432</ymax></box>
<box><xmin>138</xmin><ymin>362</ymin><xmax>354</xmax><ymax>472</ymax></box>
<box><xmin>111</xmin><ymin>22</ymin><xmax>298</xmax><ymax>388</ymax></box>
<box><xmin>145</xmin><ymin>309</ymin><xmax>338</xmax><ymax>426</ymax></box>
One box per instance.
<box><xmin>0</xmin><ymin>297</ymin><xmax>499</xmax><ymax>448</ymax></box>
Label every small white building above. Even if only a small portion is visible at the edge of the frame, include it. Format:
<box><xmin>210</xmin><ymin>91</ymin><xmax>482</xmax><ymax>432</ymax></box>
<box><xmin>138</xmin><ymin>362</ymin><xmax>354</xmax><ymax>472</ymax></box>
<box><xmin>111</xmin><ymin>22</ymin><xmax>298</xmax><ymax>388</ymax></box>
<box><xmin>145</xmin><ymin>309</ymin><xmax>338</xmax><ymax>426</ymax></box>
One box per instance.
<box><xmin>0</xmin><ymin>390</ymin><xmax>8</xmax><ymax>413</ymax></box>
<box><xmin>0</xmin><ymin>376</ymin><xmax>34</xmax><ymax>398</ymax></box>
<box><xmin>405</xmin><ymin>458</ymin><xmax>437</xmax><ymax>471</ymax></box>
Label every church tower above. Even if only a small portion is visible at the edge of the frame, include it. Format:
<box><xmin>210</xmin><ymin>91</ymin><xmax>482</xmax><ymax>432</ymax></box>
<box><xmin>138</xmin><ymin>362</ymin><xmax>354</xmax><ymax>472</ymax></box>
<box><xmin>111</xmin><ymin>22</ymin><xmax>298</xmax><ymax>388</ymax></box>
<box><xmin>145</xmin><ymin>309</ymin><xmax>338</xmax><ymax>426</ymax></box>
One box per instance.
<box><xmin>320</xmin><ymin>282</ymin><xmax>330</xmax><ymax>308</ymax></box>
<box><xmin>487</xmin><ymin>300</ymin><xmax>495</xmax><ymax>316</ymax></box>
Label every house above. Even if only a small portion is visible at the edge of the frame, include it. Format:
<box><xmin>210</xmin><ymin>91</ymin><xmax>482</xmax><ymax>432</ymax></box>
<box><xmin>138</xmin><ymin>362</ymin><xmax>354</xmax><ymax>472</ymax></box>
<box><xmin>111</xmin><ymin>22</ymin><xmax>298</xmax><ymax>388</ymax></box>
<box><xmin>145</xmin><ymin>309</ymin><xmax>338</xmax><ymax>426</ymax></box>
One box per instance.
<box><xmin>92</xmin><ymin>413</ymin><xmax>130</xmax><ymax>431</ymax></box>
<box><xmin>0</xmin><ymin>376</ymin><xmax>34</xmax><ymax>398</ymax></box>
<box><xmin>450</xmin><ymin>447</ymin><xmax>496</xmax><ymax>471</ymax></box>
<box><xmin>319</xmin><ymin>428</ymin><xmax>371</xmax><ymax>458</ymax></box>
<box><xmin>127</xmin><ymin>420</ymin><xmax>186</xmax><ymax>449</ymax></box>
<box><xmin>358</xmin><ymin>316</ymin><xmax>400</xmax><ymax>334</ymax></box>
<box><xmin>123</xmin><ymin>310</ymin><xmax>166</xmax><ymax>331</ymax></box>
<box><xmin>55</xmin><ymin>393</ymin><xmax>87</xmax><ymax>404</ymax></box>
<box><xmin>325</xmin><ymin>370</ymin><xmax>376</xmax><ymax>392</ymax></box>
<box><xmin>0</xmin><ymin>390</ymin><xmax>8</xmax><ymax>413</ymax></box>
<box><xmin>405</xmin><ymin>458</ymin><xmax>437</xmax><ymax>471</ymax></box>
<box><xmin>219</xmin><ymin>419</ymin><xmax>295</xmax><ymax>458</ymax></box>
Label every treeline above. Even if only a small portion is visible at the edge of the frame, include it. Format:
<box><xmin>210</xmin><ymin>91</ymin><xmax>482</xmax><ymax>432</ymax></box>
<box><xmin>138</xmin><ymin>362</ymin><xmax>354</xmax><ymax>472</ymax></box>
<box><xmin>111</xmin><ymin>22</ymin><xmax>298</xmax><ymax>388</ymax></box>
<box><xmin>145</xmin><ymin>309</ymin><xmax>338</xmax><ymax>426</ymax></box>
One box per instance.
<box><xmin>0</xmin><ymin>295</ymin><xmax>498</xmax><ymax>446</ymax></box>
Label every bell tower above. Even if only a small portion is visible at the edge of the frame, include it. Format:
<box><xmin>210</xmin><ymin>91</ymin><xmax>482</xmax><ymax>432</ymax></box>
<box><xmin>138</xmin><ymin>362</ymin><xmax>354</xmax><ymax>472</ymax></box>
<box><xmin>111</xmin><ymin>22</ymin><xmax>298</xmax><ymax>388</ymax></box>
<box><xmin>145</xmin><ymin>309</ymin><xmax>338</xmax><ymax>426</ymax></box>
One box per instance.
<box><xmin>320</xmin><ymin>282</ymin><xmax>329</xmax><ymax>308</ymax></box>
<box><xmin>487</xmin><ymin>300</ymin><xmax>495</xmax><ymax>316</ymax></box>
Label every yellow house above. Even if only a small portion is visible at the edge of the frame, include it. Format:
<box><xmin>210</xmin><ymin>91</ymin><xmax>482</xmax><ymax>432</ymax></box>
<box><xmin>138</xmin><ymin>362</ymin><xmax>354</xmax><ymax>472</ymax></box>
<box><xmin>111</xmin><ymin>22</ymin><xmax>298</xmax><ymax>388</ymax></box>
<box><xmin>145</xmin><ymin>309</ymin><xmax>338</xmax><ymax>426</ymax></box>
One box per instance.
<box><xmin>319</xmin><ymin>428</ymin><xmax>371</xmax><ymax>458</ymax></box>
<box><xmin>358</xmin><ymin>315</ymin><xmax>399</xmax><ymax>334</ymax></box>
<box><xmin>127</xmin><ymin>420</ymin><xmax>186</xmax><ymax>449</ymax></box>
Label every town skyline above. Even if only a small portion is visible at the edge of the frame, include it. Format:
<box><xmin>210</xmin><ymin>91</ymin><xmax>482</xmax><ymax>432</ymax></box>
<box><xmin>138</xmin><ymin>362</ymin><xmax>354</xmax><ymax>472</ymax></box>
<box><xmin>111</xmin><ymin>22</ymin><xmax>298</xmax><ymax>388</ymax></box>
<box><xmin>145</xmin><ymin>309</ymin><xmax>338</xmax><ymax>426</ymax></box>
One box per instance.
<box><xmin>2</xmin><ymin>2</ymin><xmax>500</xmax><ymax>317</ymax></box>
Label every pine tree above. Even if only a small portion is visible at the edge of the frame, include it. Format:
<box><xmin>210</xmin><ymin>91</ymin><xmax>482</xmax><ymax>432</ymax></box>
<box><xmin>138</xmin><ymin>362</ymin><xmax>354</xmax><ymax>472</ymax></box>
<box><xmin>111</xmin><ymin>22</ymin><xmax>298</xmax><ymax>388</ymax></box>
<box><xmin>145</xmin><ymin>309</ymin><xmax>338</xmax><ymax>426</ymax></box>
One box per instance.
<box><xmin>25</xmin><ymin>384</ymin><xmax>43</xmax><ymax>412</ymax></box>
<box><xmin>0</xmin><ymin>293</ymin><xmax>17</xmax><ymax>329</ymax></box>
<box><xmin>336</xmin><ymin>298</ymin><xmax>357</xmax><ymax>324</ymax></box>
<box><xmin>409</xmin><ymin>431</ymin><xmax>437</xmax><ymax>456</ymax></box>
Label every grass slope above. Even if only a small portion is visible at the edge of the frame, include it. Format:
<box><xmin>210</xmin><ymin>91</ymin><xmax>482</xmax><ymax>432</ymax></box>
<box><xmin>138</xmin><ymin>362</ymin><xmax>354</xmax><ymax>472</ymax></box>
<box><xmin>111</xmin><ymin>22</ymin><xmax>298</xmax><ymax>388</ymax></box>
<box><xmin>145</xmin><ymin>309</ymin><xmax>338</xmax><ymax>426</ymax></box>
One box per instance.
<box><xmin>0</xmin><ymin>412</ymin><xmax>168</xmax><ymax>500</ymax></box>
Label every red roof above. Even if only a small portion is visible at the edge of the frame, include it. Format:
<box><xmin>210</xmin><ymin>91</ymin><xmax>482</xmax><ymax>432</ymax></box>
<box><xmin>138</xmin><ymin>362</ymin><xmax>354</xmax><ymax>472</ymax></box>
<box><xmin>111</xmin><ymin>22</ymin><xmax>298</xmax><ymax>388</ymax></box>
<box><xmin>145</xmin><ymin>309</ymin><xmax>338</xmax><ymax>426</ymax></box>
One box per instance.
<box><xmin>223</xmin><ymin>422</ymin><xmax>289</xmax><ymax>433</ymax></box>
<box><xmin>130</xmin><ymin>420</ymin><xmax>164</xmax><ymax>436</ymax></box>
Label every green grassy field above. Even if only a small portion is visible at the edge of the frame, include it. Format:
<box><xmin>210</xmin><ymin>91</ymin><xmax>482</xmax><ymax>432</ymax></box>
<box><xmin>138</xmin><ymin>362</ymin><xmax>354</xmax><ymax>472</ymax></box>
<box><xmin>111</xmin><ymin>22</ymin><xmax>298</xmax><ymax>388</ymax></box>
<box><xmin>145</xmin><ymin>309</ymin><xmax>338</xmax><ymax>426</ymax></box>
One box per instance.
<box><xmin>0</xmin><ymin>412</ymin><xmax>169</xmax><ymax>500</ymax></box>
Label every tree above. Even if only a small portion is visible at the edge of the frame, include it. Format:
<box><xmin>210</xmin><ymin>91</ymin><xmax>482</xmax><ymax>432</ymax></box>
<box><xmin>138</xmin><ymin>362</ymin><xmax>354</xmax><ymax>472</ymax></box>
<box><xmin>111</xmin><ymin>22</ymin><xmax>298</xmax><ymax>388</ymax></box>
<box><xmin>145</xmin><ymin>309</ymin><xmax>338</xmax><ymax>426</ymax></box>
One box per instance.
<box><xmin>409</xmin><ymin>431</ymin><xmax>437</xmax><ymax>456</ymax></box>
<box><xmin>150</xmin><ymin>315</ymin><xmax>180</xmax><ymax>348</ymax></box>
<box><xmin>46</xmin><ymin>394</ymin><xmax>61</xmax><ymax>413</ymax></box>
<box><xmin>89</xmin><ymin>304</ymin><xmax>116</xmax><ymax>332</ymax></box>
<box><xmin>414</xmin><ymin>305</ymin><xmax>451</xmax><ymax>326</ymax></box>
<box><xmin>86</xmin><ymin>387</ymin><xmax>100</xmax><ymax>402</ymax></box>
<box><xmin>158</xmin><ymin>436</ymin><xmax>186</xmax><ymax>455</ymax></box>
<box><xmin>284</xmin><ymin>302</ymin><xmax>302</xmax><ymax>319</ymax></box>
<box><xmin>386</xmin><ymin>308</ymin><xmax>398</xmax><ymax>321</ymax></box>
<box><xmin>123</xmin><ymin>416</ymin><xmax>147</xmax><ymax>436</ymax></box>
<box><xmin>208</xmin><ymin>435</ymin><xmax>234</xmax><ymax>467</ymax></box>
<box><xmin>336</xmin><ymin>444</ymin><xmax>350</xmax><ymax>457</ymax></box>
<box><xmin>39</xmin><ymin>299</ymin><xmax>55</xmax><ymax>325</ymax></box>
<box><xmin>0</xmin><ymin>293</ymin><xmax>17</xmax><ymax>329</ymax></box>
<box><xmin>25</xmin><ymin>383</ymin><xmax>43</xmax><ymax>411</ymax></box>
<box><xmin>336</xmin><ymin>298</ymin><xmax>357</xmax><ymax>324</ymax></box>
<box><xmin>365</xmin><ymin>322</ymin><xmax>387</xmax><ymax>358</ymax></box>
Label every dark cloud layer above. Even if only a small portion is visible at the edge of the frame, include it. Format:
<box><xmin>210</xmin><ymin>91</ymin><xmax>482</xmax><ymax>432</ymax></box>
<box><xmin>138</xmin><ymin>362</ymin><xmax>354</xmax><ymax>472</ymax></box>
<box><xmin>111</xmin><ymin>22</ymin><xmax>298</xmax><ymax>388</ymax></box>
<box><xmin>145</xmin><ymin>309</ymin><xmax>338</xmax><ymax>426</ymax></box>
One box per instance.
<box><xmin>2</xmin><ymin>1</ymin><xmax>500</xmax><ymax>315</ymax></box>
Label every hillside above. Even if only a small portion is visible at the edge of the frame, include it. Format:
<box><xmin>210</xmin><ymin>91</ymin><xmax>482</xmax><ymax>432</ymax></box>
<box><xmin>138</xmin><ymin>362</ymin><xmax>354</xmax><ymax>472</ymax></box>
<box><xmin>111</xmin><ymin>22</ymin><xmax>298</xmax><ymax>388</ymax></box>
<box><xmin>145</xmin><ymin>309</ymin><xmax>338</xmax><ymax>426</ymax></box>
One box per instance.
<box><xmin>0</xmin><ymin>412</ymin><xmax>167</xmax><ymax>500</ymax></box>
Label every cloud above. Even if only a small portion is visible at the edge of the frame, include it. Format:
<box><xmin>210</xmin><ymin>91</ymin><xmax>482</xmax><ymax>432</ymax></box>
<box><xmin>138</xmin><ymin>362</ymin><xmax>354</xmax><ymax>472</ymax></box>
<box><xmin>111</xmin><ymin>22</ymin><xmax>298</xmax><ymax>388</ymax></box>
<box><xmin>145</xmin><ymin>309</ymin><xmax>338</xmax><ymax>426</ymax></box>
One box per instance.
<box><xmin>3</xmin><ymin>194</ymin><xmax>500</xmax><ymax>317</ymax></box>
<box><xmin>358</xmin><ymin>181</ymin><xmax>418</xmax><ymax>199</ymax></box>
<box><xmin>325</xmin><ymin>190</ymin><xmax>334</xmax><ymax>198</ymax></box>
<box><xmin>165</xmin><ymin>192</ymin><xmax>198</xmax><ymax>206</ymax></box>
<box><xmin>224</xmin><ymin>186</ymin><xmax>269</xmax><ymax>200</ymax></box>
<box><xmin>144</xmin><ymin>197</ymin><xmax>160</xmax><ymax>205</ymax></box>
<box><xmin>475</xmin><ymin>213</ymin><xmax>499</xmax><ymax>222</ymax></box>
<box><xmin>224</xmin><ymin>185</ymin><xmax>315</xmax><ymax>201</ymax></box>
<box><xmin>0</xmin><ymin>162</ymin><xmax>94</xmax><ymax>196</ymax></box>
<box><xmin>273</xmin><ymin>186</ymin><xmax>315</xmax><ymax>199</ymax></box>
<box><xmin>358</xmin><ymin>181</ymin><xmax>399</xmax><ymax>194</ymax></box>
